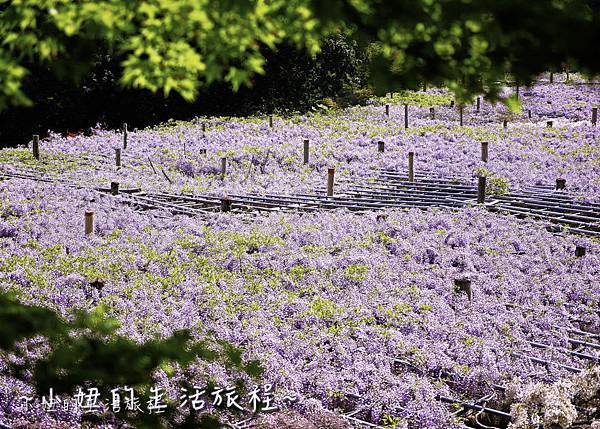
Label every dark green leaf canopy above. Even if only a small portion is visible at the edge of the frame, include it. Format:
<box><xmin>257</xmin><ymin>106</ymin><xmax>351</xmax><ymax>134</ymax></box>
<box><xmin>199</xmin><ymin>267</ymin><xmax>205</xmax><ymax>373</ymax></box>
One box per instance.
<box><xmin>0</xmin><ymin>0</ymin><xmax>598</xmax><ymax>109</ymax></box>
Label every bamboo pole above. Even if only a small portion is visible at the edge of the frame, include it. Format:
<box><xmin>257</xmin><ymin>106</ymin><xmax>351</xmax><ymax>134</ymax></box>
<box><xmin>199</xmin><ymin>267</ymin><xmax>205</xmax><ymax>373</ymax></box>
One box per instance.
<box><xmin>481</xmin><ymin>141</ymin><xmax>489</xmax><ymax>162</ymax></box>
<box><xmin>84</xmin><ymin>211</ymin><xmax>94</xmax><ymax>235</ymax></box>
<box><xmin>327</xmin><ymin>168</ymin><xmax>335</xmax><ymax>197</ymax></box>
<box><xmin>221</xmin><ymin>157</ymin><xmax>227</xmax><ymax>178</ymax></box>
<box><xmin>221</xmin><ymin>197</ymin><xmax>232</xmax><ymax>212</ymax></box>
<box><xmin>303</xmin><ymin>139</ymin><xmax>310</xmax><ymax>164</ymax></box>
<box><xmin>32</xmin><ymin>135</ymin><xmax>40</xmax><ymax>160</ymax></box>
<box><xmin>477</xmin><ymin>176</ymin><xmax>486</xmax><ymax>204</ymax></box>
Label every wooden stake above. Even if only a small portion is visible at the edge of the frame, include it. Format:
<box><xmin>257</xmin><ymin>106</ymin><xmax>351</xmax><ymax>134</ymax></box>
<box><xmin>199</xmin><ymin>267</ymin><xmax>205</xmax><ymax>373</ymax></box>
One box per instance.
<box><xmin>481</xmin><ymin>141</ymin><xmax>489</xmax><ymax>162</ymax></box>
<box><xmin>385</xmin><ymin>104</ymin><xmax>390</xmax><ymax>116</ymax></box>
<box><xmin>550</xmin><ymin>72</ymin><xmax>554</xmax><ymax>83</ymax></box>
<box><xmin>269</xmin><ymin>115</ymin><xmax>273</xmax><ymax>128</ymax></box>
<box><xmin>454</xmin><ymin>278</ymin><xmax>472</xmax><ymax>302</ymax></box>
<box><xmin>516</xmin><ymin>85</ymin><xmax>520</xmax><ymax>99</ymax></box>
<box><xmin>528</xmin><ymin>110</ymin><xmax>532</xmax><ymax>119</ymax></box>
<box><xmin>110</xmin><ymin>182</ymin><xmax>119</xmax><ymax>195</ymax></box>
<box><xmin>430</xmin><ymin>107</ymin><xmax>435</xmax><ymax>120</ymax></box>
<box><xmin>221</xmin><ymin>157</ymin><xmax>227</xmax><ymax>178</ymax></box>
<box><xmin>327</xmin><ymin>168</ymin><xmax>335</xmax><ymax>197</ymax></box>
<box><xmin>408</xmin><ymin>152</ymin><xmax>414</xmax><ymax>182</ymax></box>
<box><xmin>404</xmin><ymin>104</ymin><xmax>409</xmax><ymax>128</ymax></box>
<box><xmin>378</xmin><ymin>141</ymin><xmax>385</xmax><ymax>153</ymax></box>
<box><xmin>221</xmin><ymin>197</ymin><xmax>232</xmax><ymax>212</ymax></box>
<box><xmin>556</xmin><ymin>178</ymin><xmax>566</xmax><ymax>190</ymax></box>
<box><xmin>202</xmin><ymin>123</ymin><xmax>206</xmax><ymax>134</ymax></box>
<box><xmin>123</xmin><ymin>123</ymin><xmax>128</xmax><ymax>149</ymax></box>
<box><xmin>84</xmin><ymin>211</ymin><xmax>94</xmax><ymax>235</ymax></box>
<box><xmin>115</xmin><ymin>148</ymin><xmax>121</xmax><ymax>167</ymax></box>
<box><xmin>476</xmin><ymin>97</ymin><xmax>481</xmax><ymax>112</ymax></box>
<box><xmin>477</xmin><ymin>176</ymin><xmax>486</xmax><ymax>204</ymax></box>
<box><xmin>503</xmin><ymin>120</ymin><xmax>508</xmax><ymax>131</ymax></box>
<box><xmin>32</xmin><ymin>135</ymin><xmax>39</xmax><ymax>160</ymax></box>
<box><xmin>459</xmin><ymin>105</ymin><xmax>464</xmax><ymax>126</ymax></box>
<box><xmin>592</xmin><ymin>107</ymin><xmax>597</xmax><ymax>126</ymax></box>
<box><xmin>303</xmin><ymin>139</ymin><xmax>309</xmax><ymax>164</ymax></box>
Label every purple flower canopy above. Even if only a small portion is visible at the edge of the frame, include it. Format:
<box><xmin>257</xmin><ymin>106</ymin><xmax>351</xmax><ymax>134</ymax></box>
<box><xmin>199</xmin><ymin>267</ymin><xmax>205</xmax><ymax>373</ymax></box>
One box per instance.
<box><xmin>0</xmin><ymin>178</ymin><xmax>598</xmax><ymax>428</ymax></box>
<box><xmin>0</xmin><ymin>79</ymin><xmax>598</xmax><ymax>428</ymax></box>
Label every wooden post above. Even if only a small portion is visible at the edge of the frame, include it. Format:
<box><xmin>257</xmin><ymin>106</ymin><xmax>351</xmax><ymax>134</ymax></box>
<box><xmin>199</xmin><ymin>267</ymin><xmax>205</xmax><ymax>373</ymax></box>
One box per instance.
<box><xmin>385</xmin><ymin>104</ymin><xmax>390</xmax><ymax>117</ymax></box>
<box><xmin>303</xmin><ymin>139</ymin><xmax>310</xmax><ymax>164</ymax></box>
<box><xmin>476</xmin><ymin>97</ymin><xmax>481</xmax><ymax>112</ymax></box>
<box><xmin>123</xmin><ymin>123</ymin><xmax>128</xmax><ymax>149</ymax></box>
<box><xmin>528</xmin><ymin>109</ymin><xmax>532</xmax><ymax>119</ymax></box>
<box><xmin>516</xmin><ymin>85</ymin><xmax>520</xmax><ymax>99</ymax></box>
<box><xmin>592</xmin><ymin>107</ymin><xmax>597</xmax><ymax>126</ymax></box>
<box><xmin>110</xmin><ymin>182</ymin><xmax>119</xmax><ymax>195</ymax></box>
<box><xmin>430</xmin><ymin>107</ymin><xmax>435</xmax><ymax>120</ymax></box>
<box><xmin>459</xmin><ymin>105</ymin><xmax>464</xmax><ymax>126</ymax></box>
<box><xmin>377</xmin><ymin>141</ymin><xmax>385</xmax><ymax>153</ymax></box>
<box><xmin>477</xmin><ymin>176</ymin><xmax>486</xmax><ymax>204</ymax></box>
<box><xmin>404</xmin><ymin>104</ymin><xmax>409</xmax><ymax>128</ymax></box>
<box><xmin>547</xmin><ymin>121</ymin><xmax>553</xmax><ymax>128</ymax></box>
<box><xmin>550</xmin><ymin>72</ymin><xmax>554</xmax><ymax>83</ymax></box>
<box><xmin>221</xmin><ymin>197</ymin><xmax>232</xmax><ymax>212</ymax></box>
<box><xmin>454</xmin><ymin>278</ymin><xmax>472</xmax><ymax>302</ymax></box>
<box><xmin>575</xmin><ymin>246</ymin><xmax>586</xmax><ymax>258</ymax></box>
<box><xmin>269</xmin><ymin>115</ymin><xmax>273</xmax><ymax>128</ymax></box>
<box><xmin>221</xmin><ymin>157</ymin><xmax>227</xmax><ymax>178</ymax></box>
<box><xmin>32</xmin><ymin>135</ymin><xmax>40</xmax><ymax>160</ymax></box>
<box><xmin>202</xmin><ymin>123</ymin><xmax>206</xmax><ymax>134</ymax></box>
<box><xmin>556</xmin><ymin>178</ymin><xmax>566</xmax><ymax>190</ymax></box>
<box><xmin>481</xmin><ymin>141</ymin><xmax>489</xmax><ymax>162</ymax></box>
<box><xmin>503</xmin><ymin>120</ymin><xmax>507</xmax><ymax>131</ymax></box>
<box><xmin>84</xmin><ymin>211</ymin><xmax>94</xmax><ymax>235</ymax></box>
<box><xmin>327</xmin><ymin>168</ymin><xmax>335</xmax><ymax>197</ymax></box>
<box><xmin>408</xmin><ymin>152</ymin><xmax>414</xmax><ymax>182</ymax></box>
<box><xmin>115</xmin><ymin>148</ymin><xmax>121</xmax><ymax>167</ymax></box>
